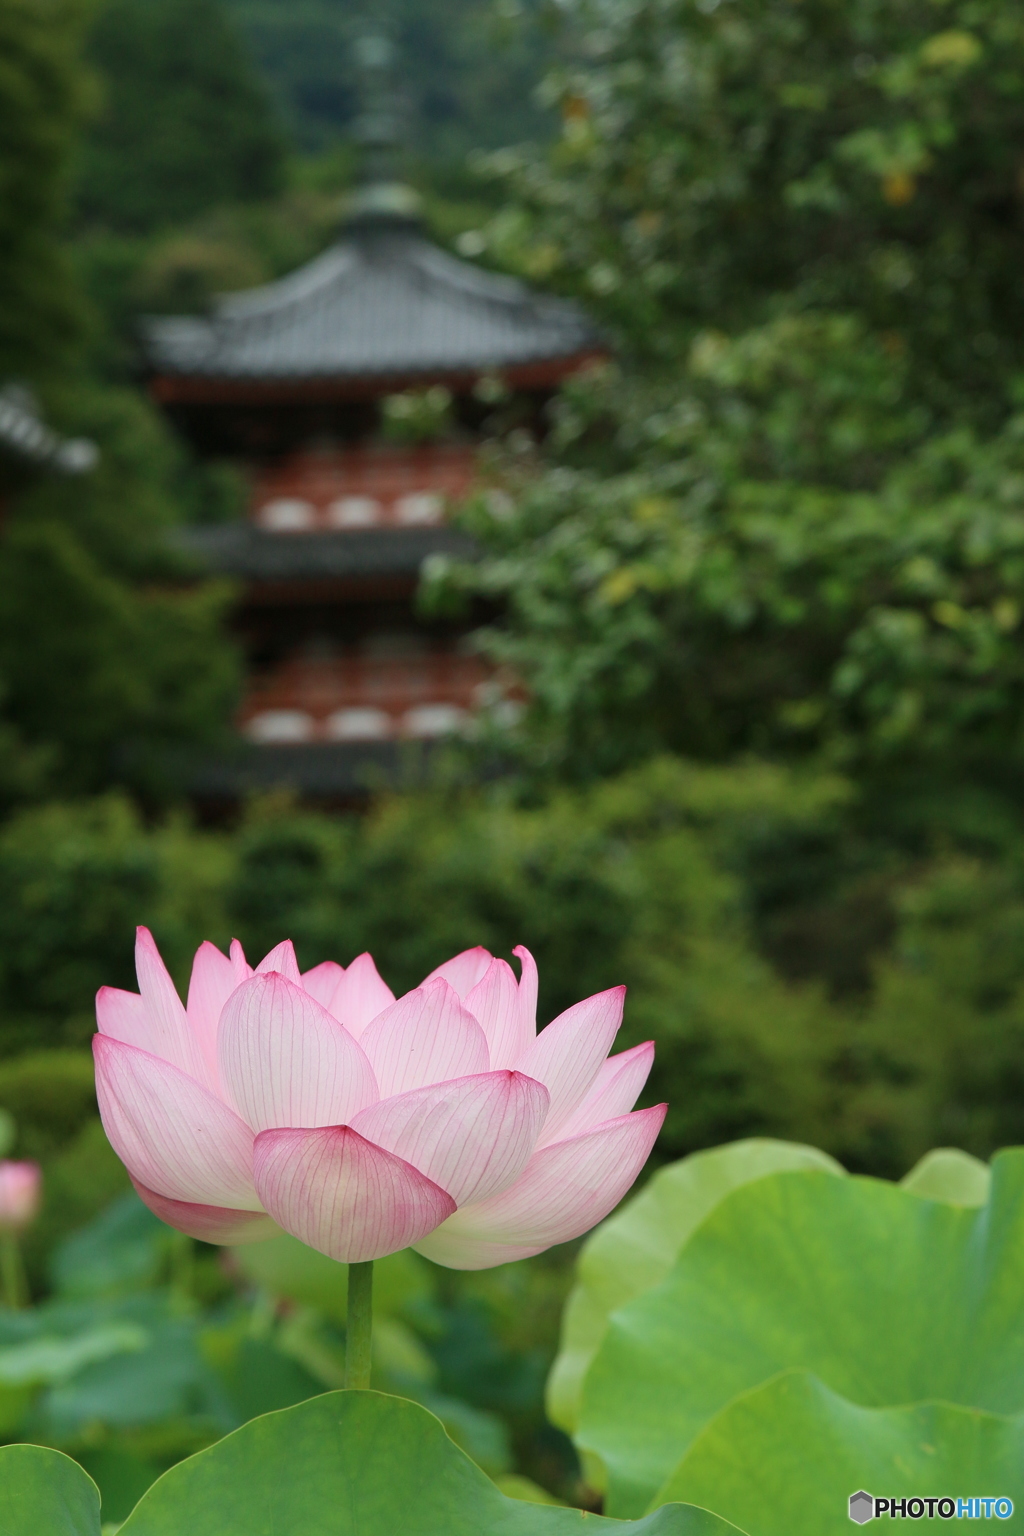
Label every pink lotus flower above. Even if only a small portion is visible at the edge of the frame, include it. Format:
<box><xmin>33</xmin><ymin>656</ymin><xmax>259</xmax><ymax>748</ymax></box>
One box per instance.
<box><xmin>93</xmin><ymin>929</ymin><xmax>665</xmax><ymax>1269</ymax></box>
<box><xmin>0</xmin><ymin>1161</ymin><xmax>41</xmax><ymax>1232</ymax></box>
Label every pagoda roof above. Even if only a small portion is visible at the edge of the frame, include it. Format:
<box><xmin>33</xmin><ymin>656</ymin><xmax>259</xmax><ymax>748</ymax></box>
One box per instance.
<box><xmin>191</xmin><ymin>740</ymin><xmax>436</xmax><ymax>802</ymax></box>
<box><xmin>0</xmin><ymin>385</ymin><xmax>98</xmax><ymax>474</ymax></box>
<box><xmin>179</xmin><ymin>522</ymin><xmax>477</xmax><ymax>583</ymax></box>
<box><xmin>143</xmin><ymin>223</ymin><xmax>602</xmax><ymax>390</ymax></box>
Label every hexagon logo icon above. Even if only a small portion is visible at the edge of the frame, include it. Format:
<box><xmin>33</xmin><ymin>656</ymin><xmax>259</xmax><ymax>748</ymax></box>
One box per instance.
<box><xmin>849</xmin><ymin>1491</ymin><xmax>874</xmax><ymax>1524</ymax></box>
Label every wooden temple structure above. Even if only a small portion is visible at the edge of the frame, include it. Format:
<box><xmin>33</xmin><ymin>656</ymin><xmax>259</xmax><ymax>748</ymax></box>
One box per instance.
<box><xmin>142</xmin><ymin>178</ymin><xmax>602</xmax><ymax>803</ymax></box>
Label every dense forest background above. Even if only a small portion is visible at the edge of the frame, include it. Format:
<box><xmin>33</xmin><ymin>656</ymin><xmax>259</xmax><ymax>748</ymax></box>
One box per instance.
<box><xmin>4</xmin><ymin>0</ymin><xmax>1024</xmax><ymax>1173</ymax></box>
<box><xmin>5</xmin><ymin>0</ymin><xmax>1024</xmax><ymax>1513</ymax></box>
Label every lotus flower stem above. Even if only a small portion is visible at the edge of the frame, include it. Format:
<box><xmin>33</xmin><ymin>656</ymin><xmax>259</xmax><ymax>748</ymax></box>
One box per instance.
<box><xmin>345</xmin><ymin>1260</ymin><xmax>373</xmax><ymax>1388</ymax></box>
<box><xmin>0</xmin><ymin>1233</ymin><xmax>26</xmax><ymax>1309</ymax></box>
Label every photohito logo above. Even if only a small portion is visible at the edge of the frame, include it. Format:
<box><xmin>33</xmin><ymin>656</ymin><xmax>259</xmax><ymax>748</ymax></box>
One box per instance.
<box><xmin>849</xmin><ymin>1493</ymin><xmax>1014</xmax><ymax>1522</ymax></box>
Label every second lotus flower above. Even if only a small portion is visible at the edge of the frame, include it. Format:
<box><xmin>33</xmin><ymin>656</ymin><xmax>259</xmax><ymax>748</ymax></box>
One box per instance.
<box><xmin>0</xmin><ymin>1160</ymin><xmax>41</xmax><ymax>1233</ymax></box>
<box><xmin>93</xmin><ymin>930</ymin><xmax>665</xmax><ymax>1268</ymax></box>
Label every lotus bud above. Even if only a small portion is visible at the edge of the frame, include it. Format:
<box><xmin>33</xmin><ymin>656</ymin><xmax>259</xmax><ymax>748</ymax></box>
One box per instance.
<box><xmin>0</xmin><ymin>1161</ymin><xmax>41</xmax><ymax>1232</ymax></box>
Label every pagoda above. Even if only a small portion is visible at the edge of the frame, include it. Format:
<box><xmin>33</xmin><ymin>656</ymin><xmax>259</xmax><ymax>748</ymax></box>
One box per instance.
<box><xmin>142</xmin><ymin>46</ymin><xmax>603</xmax><ymax>803</ymax></box>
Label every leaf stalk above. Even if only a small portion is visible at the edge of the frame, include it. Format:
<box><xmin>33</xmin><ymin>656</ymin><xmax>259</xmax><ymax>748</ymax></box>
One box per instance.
<box><xmin>345</xmin><ymin>1259</ymin><xmax>373</xmax><ymax>1388</ymax></box>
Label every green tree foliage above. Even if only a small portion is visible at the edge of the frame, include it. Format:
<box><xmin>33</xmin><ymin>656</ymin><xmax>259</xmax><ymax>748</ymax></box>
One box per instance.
<box><xmin>221</xmin><ymin>0</ymin><xmax>555</xmax><ymax>159</ymax></box>
<box><xmin>0</xmin><ymin>0</ymin><xmax>90</xmax><ymax>377</ymax></box>
<box><xmin>79</xmin><ymin>0</ymin><xmax>287</xmax><ymax>233</ymax></box>
<box><xmin>0</xmin><ymin>795</ymin><xmax>228</xmax><ymax>1052</ymax></box>
<box><xmin>0</xmin><ymin>0</ymin><xmax>244</xmax><ymax>801</ymax></box>
<box><xmin>485</xmin><ymin>0</ymin><xmax>1024</xmax><ymax>415</ymax></box>
<box><xmin>428</xmin><ymin>0</ymin><xmax>1024</xmax><ymax>830</ymax></box>
<box><xmin>434</xmin><ymin>323</ymin><xmax>1024</xmax><ymax>799</ymax></box>
<box><xmin>7</xmin><ymin>764</ymin><xmax>1024</xmax><ymax>1177</ymax></box>
<box><xmin>0</xmin><ymin>387</ymin><xmax>241</xmax><ymax>803</ymax></box>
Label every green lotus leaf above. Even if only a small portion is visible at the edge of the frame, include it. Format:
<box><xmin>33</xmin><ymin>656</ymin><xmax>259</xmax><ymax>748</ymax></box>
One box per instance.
<box><xmin>0</xmin><ymin>1322</ymin><xmax>147</xmax><ymax>1388</ymax></box>
<box><xmin>900</xmin><ymin>1147</ymin><xmax>990</xmax><ymax>1206</ymax></box>
<box><xmin>655</xmin><ymin>1370</ymin><xmax>1024</xmax><ymax>1535</ymax></box>
<box><xmin>579</xmin><ymin>1148</ymin><xmax>1024</xmax><ymax>1516</ymax></box>
<box><xmin>0</xmin><ymin>1443</ymin><xmax>101</xmax><ymax>1536</ymax></box>
<box><xmin>37</xmin><ymin>1390</ymin><xmax>748</xmax><ymax>1534</ymax></box>
<box><xmin>546</xmin><ymin>1139</ymin><xmax>844</xmax><ymax>1435</ymax></box>
<box><xmin>50</xmin><ymin>1192</ymin><xmax>167</xmax><ymax>1299</ymax></box>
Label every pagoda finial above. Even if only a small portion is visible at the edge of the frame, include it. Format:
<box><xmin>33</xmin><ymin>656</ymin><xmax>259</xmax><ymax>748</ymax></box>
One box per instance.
<box><xmin>343</xmin><ymin>32</ymin><xmax>423</xmax><ymax>230</ymax></box>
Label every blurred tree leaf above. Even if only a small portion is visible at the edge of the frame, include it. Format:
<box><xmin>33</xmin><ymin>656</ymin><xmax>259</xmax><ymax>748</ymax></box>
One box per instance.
<box><xmin>79</xmin><ymin>0</ymin><xmax>286</xmax><ymax>233</ymax></box>
<box><xmin>0</xmin><ymin>0</ymin><xmax>89</xmax><ymax>380</ymax></box>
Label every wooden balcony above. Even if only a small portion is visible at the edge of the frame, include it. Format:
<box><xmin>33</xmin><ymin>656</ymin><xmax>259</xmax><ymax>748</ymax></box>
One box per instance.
<box><xmin>238</xmin><ymin>650</ymin><xmax>496</xmax><ymax>744</ymax></box>
<box><xmin>250</xmin><ymin>444</ymin><xmax>477</xmax><ymax>533</ymax></box>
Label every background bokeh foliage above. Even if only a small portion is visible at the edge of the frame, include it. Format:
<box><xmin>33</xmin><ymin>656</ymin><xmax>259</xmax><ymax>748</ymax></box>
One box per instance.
<box><xmin>3</xmin><ymin>0</ymin><xmax>1024</xmax><ymax>1521</ymax></box>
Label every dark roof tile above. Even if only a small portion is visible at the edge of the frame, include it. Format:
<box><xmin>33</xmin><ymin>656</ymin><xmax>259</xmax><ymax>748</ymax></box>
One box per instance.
<box><xmin>144</xmin><ymin>229</ymin><xmax>601</xmax><ymax>381</ymax></box>
<box><xmin>178</xmin><ymin>523</ymin><xmax>477</xmax><ymax>581</ymax></box>
<box><xmin>191</xmin><ymin>740</ymin><xmax>435</xmax><ymax>798</ymax></box>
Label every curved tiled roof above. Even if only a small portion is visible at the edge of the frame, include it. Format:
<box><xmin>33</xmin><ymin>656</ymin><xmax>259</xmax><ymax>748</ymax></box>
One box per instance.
<box><xmin>191</xmin><ymin>740</ymin><xmax>434</xmax><ymax>799</ymax></box>
<box><xmin>144</xmin><ymin>226</ymin><xmax>601</xmax><ymax>382</ymax></box>
<box><xmin>178</xmin><ymin>523</ymin><xmax>477</xmax><ymax>581</ymax></box>
<box><xmin>0</xmin><ymin>386</ymin><xmax>98</xmax><ymax>474</ymax></box>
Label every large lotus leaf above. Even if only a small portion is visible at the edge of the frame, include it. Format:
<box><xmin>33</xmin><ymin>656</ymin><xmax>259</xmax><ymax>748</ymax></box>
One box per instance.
<box><xmin>579</xmin><ymin>1149</ymin><xmax>1024</xmax><ymax>1517</ymax></box>
<box><xmin>546</xmin><ymin>1139</ymin><xmax>843</xmax><ymax>1435</ymax></box>
<box><xmin>900</xmin><ymin>1148</ymin><xmax>990</xmax><ymax>1206</ymax></box>
<box><xmin>0</xmin><ymin>1322</ymin><xmax>147</xmax><ymax>1389</ymax></box>
<box><xmin>0</xmin><ymin>1444</ymin><xmax>101</xmax><ymax>1536</ymax></box>
<box><xmin>655</xmin><ymin>1371</ymin><xmax>1024</xmax><ymax>1535</ymax></box>
<box><xmin>50</xmin><ymin>1192</ymin><xmax>167</xmax><ymax>1298</ymax></box>
<box><xmin>64</xmin><ymin>1390</ymin><xmax>748</xmax><ymax>1535</ymax></box>
<box><xmin>37</xmin><ymin>1314</ymin><xmax>231</xmax><ymax>1440</ymax></box>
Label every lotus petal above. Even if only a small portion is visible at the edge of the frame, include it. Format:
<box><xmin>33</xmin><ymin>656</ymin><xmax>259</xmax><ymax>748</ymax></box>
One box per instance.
<box><xmin>513</xmin><ymin>944</ymin><xmax>538</xmax><ymax>1038</ymax></box>
<box><xmin>93</xmin><ymin>1034</ymin><xmax>262</xmax><ymax>1210</ymax></box>
<box><xmin>352</xmin><ymin>1070</ymin><xmax>549</xmax><ymax>1205</ymax></box>
<box><xmin>422</xmin><ymin>946</ymin><xmax>493</xmax><ymax>1000</ymax></box>
<box><xmin>103</xmin><ymin>926</ymin><xmax>207</xmax><ymax>1085</ymax></box>
<box><xmin>255</xmin><ymin>940</ymin><xmax>302</xmax><ymax>985</ymax></box>
<box><xmin>359</xmin><ymin>978</ymin><xmax>489</xmax><ymax>1098</ymax></box>
<box><xmin>328</xmin><ymin>952</ymin><xmax>395</xmax><ymax>1037</ymax></box>
<box><xmin>465</xmin><ymin>960</ymin><xmax>533</xmax><ymax>1070</ymax></box>
<box><xmin>131</xmin><ymin>1178</ymin><xmax>277</xmax><ymax>1244</ymax></box>
<box><xmin>253</xmin><ymin>1125</ymin><xmax>456</xmax><ymax>1263</ymax></box>
<box><xmin>185</xmin><ymin>940</ymin><xmax>245</xmax><ymax>1090</ymax></box>
<box><xmin>513</xmin><ymin>986</ymin><xmax>625</xmax><ymax>1142</ymax></box>
<box><xmin>96</xmin><ymin>986</ymin><xmax>159</xmax><ymax>1060</ymax></box>
<box><xmin>538</xmin><ymin>1040</ymin><xmax>654</xmax><ymax>1147</ymax></box>
<box><xmin>301</xmin><ymin>960</ymin><xmax>346</xmax><ymax>1010</ymax></box>
<box><xmin>218</xmin><ymin>972</ymin><xmax>378</xmax><ymax>1134</ymax></box>
<box><xmin>414</xmin><ymin>1104</ymin><xmax>666</xmax><ymax>1269</ymax></box>
<box><xmin>229</xmin><ymin>938</ymin><xmax>253</xmax><ymax>980</ymax></box>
